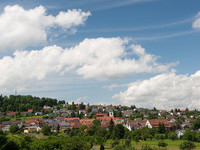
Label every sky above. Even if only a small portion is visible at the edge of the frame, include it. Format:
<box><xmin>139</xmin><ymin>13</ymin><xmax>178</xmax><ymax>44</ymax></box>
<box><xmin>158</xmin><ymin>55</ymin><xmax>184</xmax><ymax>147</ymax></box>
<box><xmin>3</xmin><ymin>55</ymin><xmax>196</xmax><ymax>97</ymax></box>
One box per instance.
<box><xmin>0</xmin><ymin>0</ymin><xmax>200</xmax><ymax>109</ymax></box>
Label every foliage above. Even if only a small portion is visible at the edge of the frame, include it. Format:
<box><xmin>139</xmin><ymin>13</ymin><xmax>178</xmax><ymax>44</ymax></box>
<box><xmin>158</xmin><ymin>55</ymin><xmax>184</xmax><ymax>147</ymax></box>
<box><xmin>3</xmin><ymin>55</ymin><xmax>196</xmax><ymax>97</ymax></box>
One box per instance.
<box><xmin>179</xmin><ymin>141</ymin><xmax>196</xmax><ymax>150</ymax></box>
<box><xmin>192</xmin><ymin>118</ymin><xmax>200</xmax><ymax>130</ymax></box>
<box><xmin>111</xmin><ymin>124</ymin><xmax>125</xmax><ymax>139</ymax></box>
<box><xmin>111</xmin><ymin>140</ymin><xmax>120</xmax><ymax>147</ymax></box>
<box><xmin>141</xmin><ymin>144</ymin><xmax>154</xmax><ymax>150</ymax></box>
<box><xmin>0</xmin><ymin>117</ymin><xmax>10</xmax><ymax>124</ymax></box>
<box><xmin>9</xmin><ymin>125</ymin><xmax>20</xmax><ymax>134</ymax></box>
<box><xmin>157</xmin><ymin>122</ymin><xmax>166</xmax><ymax>134</ymax></box>
<box><xmin>0</xmin><ymin>95</ymin><xmax>58</xmax><ymax>112</ymax></box>
<box><xmin>114</xmin><ymin>145</ymin><xmax>126</xmax><ymax>150</ymax></box>
<box><xmin>1</xmin><ymin>140</ymin><xmax>19</xmax><ymax>150</ymax></box>
<box><xmin>0</xmin><ymin>135</ymin><xmax>7</xmax><ymax>148</ymax></box>
<box><xmin>168</xmin><ymin>131</ymin><xmax>177</xmax><ymax>140</ymax></box>
<box><xmin>182</xmin><ymin>129</ymin><xmax>197</xmax><ymax>141</ymax></box>
<box><xmin>42</xmin><ymin>125</ymin><xmax>51</xmax><ymax>136</ymax></box>
<box><xmin>125</xmin><ymin>139</ymin><xmax>131</xmax><ymax>147</ymax></box>
<box><xmin>158</xmin><ymin>141</ymin><xmax>168</xmax><ymax>147</ymax></box>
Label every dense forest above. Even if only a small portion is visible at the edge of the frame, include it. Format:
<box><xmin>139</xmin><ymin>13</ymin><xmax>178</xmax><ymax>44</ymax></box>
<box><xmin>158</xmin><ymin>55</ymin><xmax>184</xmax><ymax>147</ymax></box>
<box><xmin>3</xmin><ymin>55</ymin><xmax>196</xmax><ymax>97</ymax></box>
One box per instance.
<box><xmin>0</xmin><ymin>95</ymin><xmax>62</xmax><ymax>112</ymax></box>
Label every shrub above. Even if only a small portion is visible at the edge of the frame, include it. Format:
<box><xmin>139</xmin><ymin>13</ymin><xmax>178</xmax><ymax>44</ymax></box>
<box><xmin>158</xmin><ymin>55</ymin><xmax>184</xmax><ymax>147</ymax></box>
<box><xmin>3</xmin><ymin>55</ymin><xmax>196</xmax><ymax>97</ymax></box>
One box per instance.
<box><xmin>158</xmin><ymin>141</ymin><xmax>168</xmax><ymax>147</ymax></box>
<box><xmin>179</xmin><ymin>141</ymin><xmax>196</xmax><ymax>150</ymax></box>
<box><xmin>111</xmin><ymin>140</ymin><xmax>120</xmax><ymax>148</ymax></box>
<box><xmin>125</xmin><ymin>139</ymin><xmax>131</xmax><ymax>147</ymax></box>
<box><xmin>0</xmin><ymin>135</ymin><xmax>7</xmax><ymax>148</ymax></box>
<box><xmin>114</xmin><ymin>145</ymin><xmax>126</xmax><ymax>150</ymax></box>
<box><xmin>9</xmin><ymin>125</ymin><xmax>20</xmax><ymax>134</ymax></box>
<box><xmin>42</xmin><ymin>125</ymin><xmax>51</xmax><ymax>136</ymax></box>
<box><xmin>141</xmin><ymin>144</ymin><xmax>153</xmax><ymax>150</ymax></box>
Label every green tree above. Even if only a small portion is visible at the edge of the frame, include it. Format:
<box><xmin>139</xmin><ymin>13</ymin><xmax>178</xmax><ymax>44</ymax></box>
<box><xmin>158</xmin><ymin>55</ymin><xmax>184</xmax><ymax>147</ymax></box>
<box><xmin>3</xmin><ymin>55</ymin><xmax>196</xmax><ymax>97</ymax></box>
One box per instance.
<box><xmin>157</xmin><ymin>122</ymin><xmax>166</xmax><ymax>133</ymax></box>
<box><xmin>179</xmin><ymin>141</ymin><xmax>196</xmax><ymax>150</ymax></box>
<box><xmin>168</xmin><ymin>131</ymin><xmax>177</xmax><ymax>140</ymax></box>
<box><xmin>1</xmin><ymin>140</ymin><xmax>19</xmax><ymax>150</ymax></box>
<box><xmin>0</xmin><ymin>135</ymin><xmax>7</xmax><ymax>148</ymax></box>
<box><xmin>111</xmin><ymin>124</ymin><xmax>125</xmax><ymax>139</ymax></box>
<box><xmin>192</xmin><ymin>118</ymin><xmax>200</xmax><ymax>130</ymax></box>
<box><xmin>42</xmin><ymin>125</ymin><xmax>51</xmax><ymax>136</ymax></box>
<box><xmin>9</xmin><ymin>125</ymin><xmax>20</xmax><ymax>134</ymax></box>
<box><xmin>182</xmin><ymin>129</ymin><xmax>197</xmax><ymax>141</ymax></box>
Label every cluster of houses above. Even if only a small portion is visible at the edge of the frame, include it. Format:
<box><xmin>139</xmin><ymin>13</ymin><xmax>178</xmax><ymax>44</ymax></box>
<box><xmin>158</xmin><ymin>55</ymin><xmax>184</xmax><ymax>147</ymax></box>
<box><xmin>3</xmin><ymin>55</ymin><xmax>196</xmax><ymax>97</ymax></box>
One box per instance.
<box><xmin>0</xmin><ymin>104</ymin><xmax>198</xmax><ymax>138</ymax></box>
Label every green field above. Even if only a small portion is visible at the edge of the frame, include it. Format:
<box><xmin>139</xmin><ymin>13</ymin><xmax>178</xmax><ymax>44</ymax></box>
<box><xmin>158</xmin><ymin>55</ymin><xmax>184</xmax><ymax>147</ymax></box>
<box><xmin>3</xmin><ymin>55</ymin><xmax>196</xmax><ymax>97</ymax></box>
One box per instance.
<box><xmin>101</xmin><ymin>139</ymin><xmax>200</xmax><ymax>150</ymax></box>
<box><xmin>11</xmin><ymin>116</ymin><xmax>44</xmax><ymax>122</ymax></box>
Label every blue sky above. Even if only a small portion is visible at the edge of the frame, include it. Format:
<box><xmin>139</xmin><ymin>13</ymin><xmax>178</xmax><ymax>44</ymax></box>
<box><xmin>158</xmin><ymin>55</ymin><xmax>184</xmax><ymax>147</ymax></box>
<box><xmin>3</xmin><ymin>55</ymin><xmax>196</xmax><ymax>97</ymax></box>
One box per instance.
<box><xmin>0</xmin><ymin>0</ymin><xmax>200</xmax><ymax>109</ymax></box>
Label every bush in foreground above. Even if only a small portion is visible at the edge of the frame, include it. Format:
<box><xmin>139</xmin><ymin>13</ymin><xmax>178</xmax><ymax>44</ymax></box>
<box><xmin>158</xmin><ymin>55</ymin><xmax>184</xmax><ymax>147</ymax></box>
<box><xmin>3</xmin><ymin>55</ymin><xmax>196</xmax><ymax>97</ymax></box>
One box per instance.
<box><xmin>179</xmin><ymin>141</ymin><xmax>196</xmax><ymax>150</ymax></box>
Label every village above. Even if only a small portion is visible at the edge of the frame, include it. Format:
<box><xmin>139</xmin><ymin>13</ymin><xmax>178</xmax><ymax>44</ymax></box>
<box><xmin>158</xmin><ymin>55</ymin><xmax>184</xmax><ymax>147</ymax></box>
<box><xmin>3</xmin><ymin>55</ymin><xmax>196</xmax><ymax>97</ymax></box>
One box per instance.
<box><xmin>0</xmin><ymin>101</ymin><xmax>197</xmax><ymax>138</ymax></box>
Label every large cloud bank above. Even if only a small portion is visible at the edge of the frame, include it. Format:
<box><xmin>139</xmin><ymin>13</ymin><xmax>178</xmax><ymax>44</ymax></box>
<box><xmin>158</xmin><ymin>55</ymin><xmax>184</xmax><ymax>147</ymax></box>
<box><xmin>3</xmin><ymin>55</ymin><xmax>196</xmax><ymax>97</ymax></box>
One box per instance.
<box><xmin>0</xmin><ymin>5</ymin><xmax>91</xmax><ymax>51</ymax></box>
<box><xmin>0</xmin><ymin>37</ymin><xmax>174</xmax><ymax>91</ymax></box>
<box><xmin>113</xmin><ymin>71</ymin><xmax>200</xmax><ymax>109</ymax></box>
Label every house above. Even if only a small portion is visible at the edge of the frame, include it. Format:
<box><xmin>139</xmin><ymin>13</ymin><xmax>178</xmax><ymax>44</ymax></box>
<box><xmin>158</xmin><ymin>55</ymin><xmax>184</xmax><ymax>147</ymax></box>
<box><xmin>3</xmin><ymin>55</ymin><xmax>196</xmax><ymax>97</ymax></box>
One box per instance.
<box><xmin>109</xmin><ymin>111</ymin><xmax>114</xmax><ymax>117</ymax></box>
<box><xmin>125</xmin><ymin>119</ymin><xmax>147</xmax><ymax>131</ymax></box>
<box><xmin>113</xmin><ymin>118</ymin><xmax>124</xmax><ymax>125</ymax></box>
<box><xmin>53</xmin><ymin>109</ymin><xmax>60</xmax><ymax>114</ymax></box>
<box><xmin>60</xmin><ymin>122</ymin><xmax>70</xmax><ymax>131</ymax></box>
<box><xmin>66</xmin><ymin>110</ymin><xmax>75</xmax><ymax>115</ymax></box>
<box><xmin>176</xmin><ymin>129</ymin><xmax>185</xmax><ymax>138</ymax></box>
<box><xmin>97</xmin><ymin>116</ymin><xmax>115</xmax><ymax>121</ymax></box>
<box><xmin>79</xmin><ymin>110</ymin><xmax>87</xmax><ymax>114</ymax></box>
<box><xmin>7</xmin><ymin>112</ymin><xmax>17</xmax><ymax>118</ymax></box>
<box><xmin>23</xmin><ymin>123</ymin><xmax>41</xmax><ymax>133</ymax></box>
<box><xmin>28</xmin><ymin>109</ymin><xmax>33</xmax><ymax>113</ymax></box>
<box><xmin>64</xmin><ymin>118</ymin><xmax>80</xmax><ymax>122</ymax></box>
<box><xmin>91</xmin><ymin>109</ymin><xmax>98</xmax><ymax>113</ymax></box>
<box><xmin>101</xmin><ymin>120</ymin><xmax>110</xmax><ymax>128</ymax></box>
<box><xmin>96</xmin><ymin>113</ymin><xmax>108</xmax><ymax>117</ymax></box>
<box><xmin>1</xmin><ymin>120</ymin><xmax>23</xmax><ymax>131</ymax></box>
<box><xmin>122</xmin><ymin>111</ymin><xmax>132</xmax><ymax>117</ymax></box>
<box><xmin>21</xmin><ymin>112</ymin><xmax>28</xmax><ymax>117</ymax></box>
<box><xmin>61</xmin><ymin>113</ymin><xmax>68</xmax><ymax>117</ymax></box>
<box><xmin>80</xmin><ymin>119</ymin><xmax>94</xmax><ymax>127</ymax></box>
<box><xmin>70</xmin><ymin>122</ymin><xmax>81</xmax><ymax>129</ymax></box>
<box><xmin>146</xmin><ymin>119</ymin><xmax>171</xmax><ymax>130</ymax></box>
<box><xmin>35</xmin><ymin>112</ymin><xmax>43</xmax><ymax>116</ymax></box>
<box><xmin>43</xmin><ymin>105</ymin><xmax>51</xmax><ymax>109</ymax></box>
<box><xmin>47</xmin><ymin>113</ymin><xmax>57</xmax><ymax>117</ymax></box>
<box><xmin>125</xmin><ymin>121</ymin><xmax>143</xmax><ymax>131</ymax></box>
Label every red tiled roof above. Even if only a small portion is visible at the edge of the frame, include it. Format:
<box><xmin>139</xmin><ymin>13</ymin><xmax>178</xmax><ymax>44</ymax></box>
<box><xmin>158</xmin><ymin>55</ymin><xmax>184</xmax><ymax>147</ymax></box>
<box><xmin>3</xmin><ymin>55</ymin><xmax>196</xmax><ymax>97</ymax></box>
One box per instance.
<box><xmin>148</xmin><ymin>119</ymin><xmax>170</xmax><ymax>128</ymax></box>
<box><xmin>97</xmin><ymin>116</ymin><xmax>115</xmax><ymax>121</ymax></box>
<box><xmin>64</xmin><ymin>118</ymin><xmax>80</xmax><ymax>121</ymax></box>
<box><xmin>25</xmin><ymin>120</ymin><xmax>39</xmax><ymax>124</ymax></box>
<box><xmin>96</xmin><ymin>113</ymin><xmax>107</xmax><ymax>117</ymax></box>
<box><xmin>101</xmin><ymin>120</ymin><xmax>110</xmax><ymax>128</ymax></box>
<box><xmin>28</xmin><ymin>109</ymin><xmax>33</xmax><ymax>112</ymax></box>
<box><xmin>70</xmin><ymin>122</ymin><xmax>81</xmax><ymax>128</ymax></box>
<box><xmin>92</xmin><ymin>105</ymin><xmax>101</xmax><ymax>107</ymax></box>
<box><xmin>80</xmin><ymin>119</ymin><xmax>94</xmax><ymax>127</ymax></box>
<box><xmin>25</xmin><ymin>118</ymin><xmax>44</xmax><ymax>123</ymax></box>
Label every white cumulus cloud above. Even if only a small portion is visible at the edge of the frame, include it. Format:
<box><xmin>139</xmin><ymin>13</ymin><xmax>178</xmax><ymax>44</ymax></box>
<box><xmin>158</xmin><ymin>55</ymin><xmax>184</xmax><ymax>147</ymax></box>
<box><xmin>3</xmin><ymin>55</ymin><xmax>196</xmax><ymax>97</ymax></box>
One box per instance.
<box><xmin>0</xmin><ymin>37</ymin><xmax>175</xmax><ymax>91</ymax></box>
<box><xmin>0</xmin><ymin>5</ymin><xmax>91</xmax><ymax>51</ymax></box>
<box><xmin>112</xmin><ymin>71</ymin><xmax>200</xmax><ymax>109</ymax></box>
